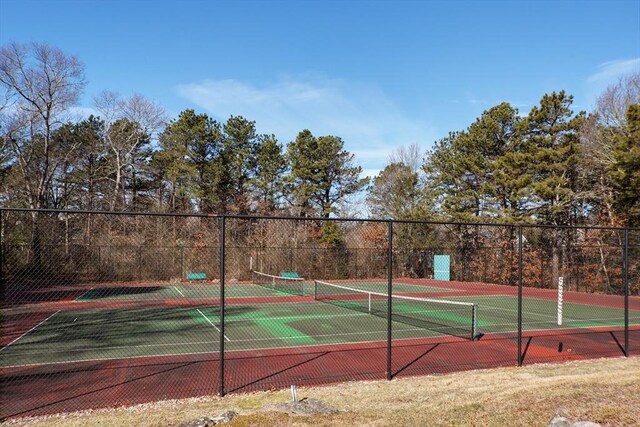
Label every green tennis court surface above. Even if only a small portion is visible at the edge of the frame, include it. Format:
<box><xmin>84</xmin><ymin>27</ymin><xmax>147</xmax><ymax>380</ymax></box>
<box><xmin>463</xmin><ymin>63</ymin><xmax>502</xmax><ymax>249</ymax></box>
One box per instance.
<box><xmin>75</xmin><ymin>284</ymin><xmax>279</xmax><ymax>300</ymax></box>
<box><xmin>74</xmin><ymin>281</ymin><xmax>453</xmax><ymax>301</ymax></box>
<box><xmin>3</xmin><ymin>291</ymin><xmax>638</xmax><ymax>368</ymax></box>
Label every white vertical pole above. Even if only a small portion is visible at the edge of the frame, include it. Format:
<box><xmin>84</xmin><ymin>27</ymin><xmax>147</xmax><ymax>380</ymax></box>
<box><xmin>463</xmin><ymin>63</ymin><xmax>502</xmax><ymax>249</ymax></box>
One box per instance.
<box><xmin>557</xmin><ymin>276</ymin><xmax>564</xmax><ymax>326</ymax></box>
<box><xmin>368</xmin><ymin>292</ymin><xmax>372</xmax><ymax>314</ymax></box>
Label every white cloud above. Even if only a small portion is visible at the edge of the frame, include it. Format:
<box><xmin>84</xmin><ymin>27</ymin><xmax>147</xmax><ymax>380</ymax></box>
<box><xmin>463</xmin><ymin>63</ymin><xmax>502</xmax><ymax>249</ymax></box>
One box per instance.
<box><xmin>449</xmin><ymin>98</ymin><xmax>489</xmax><ymax>105</ymax></box>
<box><xmin>360</xmin><ymin>168</ymin><xmax>382</xmax><ymax>179</ymax></box>
<box><xmin>587</xmin><ymin>58</ymin><xmax>640</xmax><ymax>84</ymax></box>
<box><xmin>175</xmin><ymin>75</ymin><xmax>437</xmax><ymax>170</ymax></box>
<box><xmin>584</xmin><ymin>58</ymin><xmax>640</xmax><ymax>108</ymax></box>
<box><xmin>352</xmin><ymin>147</ymin><xmax>396</xmax><ymax>162</ymax></box>
<box><xmin>467</xmin><ymin>98</ymin><xmax>489</xmax><ymax>105</ymax></box>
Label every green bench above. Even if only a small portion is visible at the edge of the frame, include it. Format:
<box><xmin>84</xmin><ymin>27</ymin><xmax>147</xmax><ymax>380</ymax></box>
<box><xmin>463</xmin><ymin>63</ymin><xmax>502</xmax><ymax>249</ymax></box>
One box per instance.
<box><xmin>186</xmin><ymin>272</ymin><xmax>207</xmax><ymax>281</ymax></box>
<box><xmin>281</xmin><ymin>271</ymin><xmax>301</xmax><ymax>279</ymax></box>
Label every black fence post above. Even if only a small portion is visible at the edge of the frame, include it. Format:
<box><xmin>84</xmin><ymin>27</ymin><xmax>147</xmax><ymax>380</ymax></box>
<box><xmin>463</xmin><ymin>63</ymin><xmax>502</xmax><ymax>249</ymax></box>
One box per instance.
<box><xmin>219</xmin><ymin>215</ymin><xmax>226</xmax><ymax>396</ymax></box>
<box><xmin>387</xmin><ymin>220</ymin><xmax>393</xmax><ymax>380</ymax></box>
<box><xmin>289</xmin><ymin>247</ymin><xmax>293</xmax><ymax>272</ymax></box>
<box><xmin>0</xmin><ymin>210</ymin><xmax>3</xmax><ymax>302</ymax></box>
<box><xmin>518</xmin><ymin>225</ymin><xmax>523</xmax><ymax>367</ymax></box>
<box><xmin>180</xmin><ymin>245</ymin><xmax>185</xmax><ymax>282</ymax></box>
<box><xmin>138</xmin><ymin>245</ymin><xmax>142</xmax><ymax>281</ymax></box>
<box><xmin>624</xmin><ymin>227</ymin><xmax>629</xmax><ymax>357</ymax></box>
<box><xmin>354</xmin><ymin>247</ymin><xmax>358</xmax><ymax>278</ymax></box>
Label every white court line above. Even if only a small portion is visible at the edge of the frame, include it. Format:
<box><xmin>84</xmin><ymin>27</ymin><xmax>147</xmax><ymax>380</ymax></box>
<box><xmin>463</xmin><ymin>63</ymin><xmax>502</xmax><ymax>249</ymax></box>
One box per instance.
<box><xmin>228</xmin><ymin>311</ymin><xmax>370</xmax><ymax>324</ymax></box>
<box><xmin>230</xmin><ymin>326</ymin><xmax>424</xmax><ymax>343</ymax></box>
<box><xmin>3</xmin><ymin>347</ymin><xmax>220</xmax><ymax>369</ymax></box>
<box><xmin>4</xmin><ymin>339</ymin><xmax>221</xmax><ymax>357</ymax></box>
<box><xmin>1</xmin><ymin>324</ymin><xmax>423</xmax><ymax>369</ymax></box>
<box><xmin>1</xmin><ymin>324</ymin><xmax>406</xmax><ymax>358</ymax></box>
<box><xmin>5</xmin><ymin>321</ymin><xmax>640</xmax><ymax>369</ymax></box>
<box><xmin>197</xmin><ymin>308</ymin><xmax>230</xmax><ymax>342</ymax></box>
<box><xmin>172</xmin><ymin>286</ymin><xmax>185</xmax><ymax>297</ymax></box>
<box><xmin>4</xmin><ymin>300</ymin><xmax>636</xmax><ymax>368</ymax></box>
<box><xmin>0</xmin><ymin>311</ymin><xmax>60</xmax><ymax>352</ymax></box>
<box><xmin>4</xmin><ymin>327</ymin><xmax>400</xmax><ymax>360</ymax></box>
<box><xmin>1</xmin><ymin>312</ymin><xmax>419</xmax><ymax>361</ymax></box>
<box><xmin>483</xmin><ymin>305</ymin><xmax>560</xmax><ymax>318</ymax></box>
<box><xmin>479</xmin><ymin>303</ymin><xmax>631</xmax><ymax>324</ymax></box>
<box><xmin>487</xmin><ymin>315</ymin><xmax>640</xmax><ymax>329</ymax></box>
<box><xmin>451</xmin><ymin>294</ymin><xmax>636</xmax><ymax>318</ymax></box>
<box><xmin>74</xmin><ymin>288</ymin><xmax>94</xmax><ymax>301</ymax></box>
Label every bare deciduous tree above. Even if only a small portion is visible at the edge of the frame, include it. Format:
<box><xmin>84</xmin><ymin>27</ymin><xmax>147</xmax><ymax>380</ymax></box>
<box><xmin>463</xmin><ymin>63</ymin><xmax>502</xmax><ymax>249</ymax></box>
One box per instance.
<box><xmin>595</xmin><ymin>72</ymin><xmax>640</xmax><ymax>132</ymax></box>
<box><xmin>94</xmin><ymin>91</ymin><xmax>166</xmax><ymax>209</ymax></box>
<box><xmin>388</xmin><ymin>142</ymin><xmax>422</xmax><ymax>175</ymax></box>
<box><xmin>579</xmin><ymin>72</ymin><xmax>639</xmax><ymax>224</ymax></box>
<box><xmin>0</xmin><ymin>42</ymin><xmax>86</xmax><ymax>209</ymax></box>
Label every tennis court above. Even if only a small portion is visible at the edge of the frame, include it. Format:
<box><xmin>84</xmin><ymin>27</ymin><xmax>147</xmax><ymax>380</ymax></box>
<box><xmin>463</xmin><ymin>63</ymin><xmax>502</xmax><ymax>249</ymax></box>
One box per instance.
<box><xmin>3</xmin><ymin>210</ymin><xmax>640</xmax><ymax>420</ymax></box>
<box><xmin>3</xmin><ymin>276</ymin><xmax>638</xmax><ymax>369</ymax></box>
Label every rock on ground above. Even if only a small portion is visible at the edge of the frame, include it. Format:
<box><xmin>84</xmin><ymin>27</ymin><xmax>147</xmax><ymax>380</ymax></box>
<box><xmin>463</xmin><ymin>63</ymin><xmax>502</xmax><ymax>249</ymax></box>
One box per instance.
<box><xmin>549</xmin><ymin>415</ymin><xmax>601</xmax><ymax>427</ymax></box>
<box><xmin>176</xmin><ymin>410</ymin><xmax>238</xmax><ymax>427</ymax></box>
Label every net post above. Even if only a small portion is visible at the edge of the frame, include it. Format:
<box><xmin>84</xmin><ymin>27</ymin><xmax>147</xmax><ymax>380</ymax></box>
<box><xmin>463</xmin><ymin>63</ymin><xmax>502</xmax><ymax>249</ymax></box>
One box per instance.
<box><xmin>386</xmin><ymin>220</ymin><xmax>393</xmax><ymax>381</ymax></box>
<box><xmin>368</xmin><ymin>292</ymin><xmax>372</xmax><ymax>314</ymax></box>
<box><xmin>218</xmin><ymin>215</ymin><xmax>226</xmax><ymax>397</ymax></box>
<box><xmin>557</xmin><ymin>276</ymin><xmax>564</xmax><ymax>326</ymax></box>
<box><xmin>624</xmin><ymin>227</ymin><xmax>629</xmax><ymax>357</ymax></box>
<box><xmin>471</xmin><ymin>304</ymin><xmax>478</xmax><ymax>340</ymax></box>
<box><xmin>517</xmin><ymin>224</ymin><xmax>523</xmax><ymax>367</ymax></box>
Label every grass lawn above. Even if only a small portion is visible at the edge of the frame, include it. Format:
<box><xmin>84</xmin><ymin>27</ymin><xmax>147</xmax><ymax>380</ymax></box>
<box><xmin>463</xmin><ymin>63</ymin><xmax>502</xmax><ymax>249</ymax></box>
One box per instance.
<box><xmin>5</xmin><ymin>356</ymin><xmax>640</xmax><ymax>427</ymax></box>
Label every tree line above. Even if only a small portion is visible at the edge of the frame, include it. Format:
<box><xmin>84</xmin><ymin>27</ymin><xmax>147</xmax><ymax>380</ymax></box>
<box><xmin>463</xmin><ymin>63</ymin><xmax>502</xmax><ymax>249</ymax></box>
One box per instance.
<box><xmin>1</xmin><ymin>42</ymin><xmax>639</xmax><ymax>228</ymax></box>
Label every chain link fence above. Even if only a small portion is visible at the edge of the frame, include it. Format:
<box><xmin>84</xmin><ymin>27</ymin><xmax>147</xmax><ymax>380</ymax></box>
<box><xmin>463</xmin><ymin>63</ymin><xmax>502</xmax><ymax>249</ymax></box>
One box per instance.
<box><xmin>1</xmin><ymin>208</ymin><xmax>638</xmax><ymax>419</ymax></box>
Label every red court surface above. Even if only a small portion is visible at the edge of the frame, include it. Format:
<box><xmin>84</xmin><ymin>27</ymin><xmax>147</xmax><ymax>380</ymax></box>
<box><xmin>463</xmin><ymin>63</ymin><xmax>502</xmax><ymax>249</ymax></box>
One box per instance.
<box><xmin>3</xmin><ymin>326</ymin><xmax>638</xmax><ymax>419</ymax></box>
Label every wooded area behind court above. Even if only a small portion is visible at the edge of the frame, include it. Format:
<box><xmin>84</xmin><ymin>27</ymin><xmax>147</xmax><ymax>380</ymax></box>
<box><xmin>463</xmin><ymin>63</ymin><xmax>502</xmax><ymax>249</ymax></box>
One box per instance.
<box><xmin>1</xmin><ymin>43</ymin><xmax>639</xmax><ymax>295</ymax></box>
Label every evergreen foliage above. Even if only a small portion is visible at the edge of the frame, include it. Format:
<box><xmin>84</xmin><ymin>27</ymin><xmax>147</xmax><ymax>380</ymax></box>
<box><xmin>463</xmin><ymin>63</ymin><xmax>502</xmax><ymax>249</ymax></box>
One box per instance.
<box><xmin>609</xmin><ymin>104</ymin><xmax>640</xmax><ymax>226</ymax></box>
<box><xmin>1</xmin><ymin>42</ymin><xmax>637</xmax><ymax>227</ymax></box>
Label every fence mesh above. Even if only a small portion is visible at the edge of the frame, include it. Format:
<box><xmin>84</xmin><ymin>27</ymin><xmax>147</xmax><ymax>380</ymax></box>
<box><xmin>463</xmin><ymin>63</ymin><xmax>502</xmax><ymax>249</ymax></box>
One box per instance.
<box><xmin>1</xmin><ymin>209</ymin><xmax>638</xmax><ymax>419</ymax></box>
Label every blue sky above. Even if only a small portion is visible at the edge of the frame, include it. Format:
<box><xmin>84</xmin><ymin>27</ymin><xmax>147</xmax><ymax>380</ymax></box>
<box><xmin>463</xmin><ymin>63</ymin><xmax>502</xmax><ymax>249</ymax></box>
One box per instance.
<box><xmin>1</xmin><ymin>0</ymin><xmax>639</xmax><ymax>178</ymax></box>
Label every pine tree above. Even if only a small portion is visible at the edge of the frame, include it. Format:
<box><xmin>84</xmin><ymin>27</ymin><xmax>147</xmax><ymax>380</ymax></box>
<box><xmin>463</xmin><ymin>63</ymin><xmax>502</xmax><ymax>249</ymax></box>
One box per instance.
<box><xmin>523</xmin><ymin>91</ymin><xmax>584</xmax><ymax>226</ymax></box>
<box><xmin>249</xmin><ymin>134</ymin><xmax>287</xmax><ymax>214</ymax></box>
<box><xmin>217</xmin><ymin>116</ymin><xmax>258</xmax><ymax>214</ymax></box>
<box><xmin>154</xmin><ymin>109</ymin><xmax>221</xmax><ymax>212</ymax></box>
<box><xmin>609</xmin><ymin>104</ymin><xmax>640</xmax><ymax>226</ymax></box>
<box><xmin>521</xmin><ymin>91</ymin><xmax>584</xmax><ymax>288</ymax></box>
<box><xmin>423</xmin><ymin>103</ymin><xmax>523</xmax><ymax>221</ymax></box>
<box><xmin>287</xmin><ymin>130</ymin><xmax>368</xmax><ymax>217</ymax></box>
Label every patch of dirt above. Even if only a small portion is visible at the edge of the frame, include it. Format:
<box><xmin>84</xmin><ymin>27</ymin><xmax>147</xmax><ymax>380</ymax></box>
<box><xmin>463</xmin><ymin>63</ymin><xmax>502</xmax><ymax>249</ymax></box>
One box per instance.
<box><xmin>268</xmin><ymin>398</ymin><xmax>340</xmax><ymax>415</ymax></box>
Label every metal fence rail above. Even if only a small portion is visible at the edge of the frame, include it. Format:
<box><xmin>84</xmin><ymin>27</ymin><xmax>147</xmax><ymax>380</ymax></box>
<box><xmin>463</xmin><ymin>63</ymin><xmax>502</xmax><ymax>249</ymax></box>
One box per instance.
<box><xmin>1</xmin><ymin>208</ymin><xmax>638</xmax><ymax>419</ymax></box>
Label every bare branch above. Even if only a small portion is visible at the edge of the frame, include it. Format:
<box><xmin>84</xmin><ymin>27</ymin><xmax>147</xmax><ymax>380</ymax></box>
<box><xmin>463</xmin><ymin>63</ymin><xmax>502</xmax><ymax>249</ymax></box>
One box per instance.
<box><xmin>388</xmin><ymin>142</ymin><xmax>422</xmax><ymax>174</ymax></box>
<box><xmin>0</xmin><ymin>42</ymin><xmax>86</xmax><ymax>127</ymax></box>
<box><xmin>595</xmin><ymin>72</ymin><xmax>640</xmax><ymax>131</ymax></box>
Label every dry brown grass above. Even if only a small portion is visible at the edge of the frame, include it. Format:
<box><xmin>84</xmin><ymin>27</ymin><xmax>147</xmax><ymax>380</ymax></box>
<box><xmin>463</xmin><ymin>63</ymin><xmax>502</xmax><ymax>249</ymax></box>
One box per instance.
<box><xmin>4</xmin><ymin>357</ymin><xmax>640</xmax><ymax>427</ymax></box>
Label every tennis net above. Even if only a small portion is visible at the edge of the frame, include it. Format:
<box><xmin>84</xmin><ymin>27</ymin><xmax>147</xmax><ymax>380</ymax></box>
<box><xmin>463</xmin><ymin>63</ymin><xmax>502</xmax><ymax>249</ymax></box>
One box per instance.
<box><xmin>313</xmin><ymin>280</ymin><xmax>479</xmax><ymax>340</ymax></box>
<box><xmin>252</xmin><ymin>270</ymin><xmax>305</xmax><ymax>296</ymax></box>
